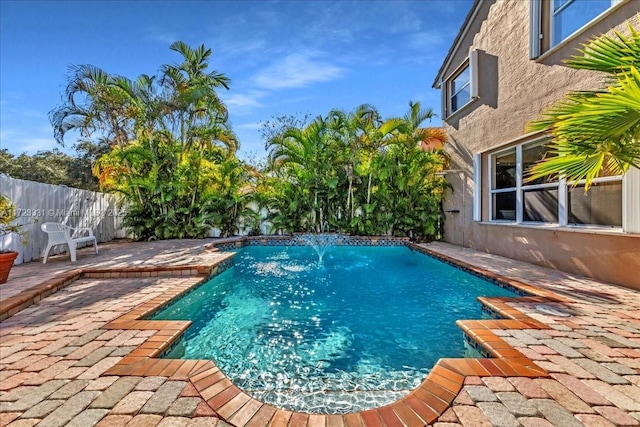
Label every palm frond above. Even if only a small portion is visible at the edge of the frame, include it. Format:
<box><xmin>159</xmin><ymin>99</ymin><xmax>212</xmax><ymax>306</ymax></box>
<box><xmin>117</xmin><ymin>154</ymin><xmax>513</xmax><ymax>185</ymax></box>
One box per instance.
<box><xmin>527</xmin><ymin>19</ymin><xmax>640</xmax><ymax>188</ymax></box>
<box><xmin>566</xmin><ymin>22</ymin><xmax>640</xmax><ymax>73</ymax></box>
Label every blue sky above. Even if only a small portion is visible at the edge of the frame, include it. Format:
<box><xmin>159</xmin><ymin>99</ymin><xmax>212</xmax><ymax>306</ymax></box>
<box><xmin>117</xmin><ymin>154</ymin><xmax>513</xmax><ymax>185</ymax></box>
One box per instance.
<box><xmin>1</xmin><ymin>0</ymin><xmax>473</xmax><ymax>160</ymax></box>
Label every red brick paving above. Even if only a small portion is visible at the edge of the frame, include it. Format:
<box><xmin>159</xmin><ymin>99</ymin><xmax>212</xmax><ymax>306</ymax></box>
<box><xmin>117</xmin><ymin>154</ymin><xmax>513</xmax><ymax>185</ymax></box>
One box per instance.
<box><xmin>2</xmin><ymin>239</ymin><xmax>640</xmax><ymax>426</ymax></box>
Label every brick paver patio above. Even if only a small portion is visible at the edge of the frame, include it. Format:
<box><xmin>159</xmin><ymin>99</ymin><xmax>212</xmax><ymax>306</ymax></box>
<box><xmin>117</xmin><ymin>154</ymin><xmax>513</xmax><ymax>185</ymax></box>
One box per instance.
<box><xmin>1</xmin><ymin>238</ymin><xmax>639</xmax><ymax>426</ymax></box>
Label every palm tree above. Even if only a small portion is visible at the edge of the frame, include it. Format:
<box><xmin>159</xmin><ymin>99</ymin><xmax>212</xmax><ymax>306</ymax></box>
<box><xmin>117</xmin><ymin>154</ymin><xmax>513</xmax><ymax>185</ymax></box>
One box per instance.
<box><xmin>325</xmin><ymin>109</ymin><xmax>360</xmax><ymax>224</ymax></box>
<box><xmin>526</xmin><ymin>20</ymin><xmax>640</xmax><ymax>189</ymax></box>
<box><xmin>50</xmin><ymin>42</ymin><xmax>239</xmax><ymax>240</ymax></box>
<box><xmin>266</xmin><ymin>116</ymin><xmax>323</xmax><ymax>231</ymax></box>
<box><xmin>259</xmin><ymin>104</ymin><xmax>450</xmax><ymax>238</ymax></box>
<box><xmin>348</xmin><ymin>104</ymin><xmax>404</xmax><ymax>205</ymax></box>
<box><xmin>160</xmin><ymin>41</ymin><xmax>234</xmax><ymax>154</ymax></box>
<box><xmin>392</xmin><ymin>101</ymin><xmax>448</xmax><ymax>151</ymax></box>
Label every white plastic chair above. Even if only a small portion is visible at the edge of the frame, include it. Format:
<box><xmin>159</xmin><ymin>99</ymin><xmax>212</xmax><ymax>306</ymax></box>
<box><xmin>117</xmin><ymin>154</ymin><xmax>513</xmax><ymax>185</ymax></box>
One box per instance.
<box><xmin>41</xmin><ymin>223</ymin><xmax>99</xmax><ymax>263</ymax></box>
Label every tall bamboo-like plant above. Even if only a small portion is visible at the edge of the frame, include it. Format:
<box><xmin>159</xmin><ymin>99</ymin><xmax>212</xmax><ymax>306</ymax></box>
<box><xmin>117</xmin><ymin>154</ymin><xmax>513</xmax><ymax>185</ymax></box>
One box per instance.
<box><xmin>204</xmin><ymin>158</ymin><xmax>257</xmax><ymax>237</ymax></box>
<box><xmin>377</xmin><ymin>144</ymin><xmax>447</xmax><ymax>239</ymax></box>
<box><xmin>372</xmin><ymin>101</ymin><xmax>448</xmax><ymax>239</ymax></box>
<box><xmin>527</xmin><ymin>20</ymin><xmax>640</xmax><ymax>189</ymax></box>
<box><xmin>325</xmin><ymin>109</ymin><xmax>360</xmax><ymax>228</ymax></box>
<box><xmin>395</xmin><ymin>101</ymin><xmax>437</xmax><ymax>148</ymax></box>
<box><xmin>266</xmin><ymin>116</ymin><xmax>335</xmax><ymax>232</ymax></box>
<box><xmin>260</xmin><ymin>102</ymin><xmax>449</xmax><ymax>240</ymax></box>
<box><xmin>349</xmin><ymin>104</ymin><xmax>404</xmax><ymax>206</ymax></box>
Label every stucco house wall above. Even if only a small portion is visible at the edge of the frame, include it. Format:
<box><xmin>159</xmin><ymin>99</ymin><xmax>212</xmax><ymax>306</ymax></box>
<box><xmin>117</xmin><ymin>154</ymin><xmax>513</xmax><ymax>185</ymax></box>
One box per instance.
<box><xmin>434</xmin><ymin>0</ymin><xmax>640</xmax><ymax>288</ymax></box>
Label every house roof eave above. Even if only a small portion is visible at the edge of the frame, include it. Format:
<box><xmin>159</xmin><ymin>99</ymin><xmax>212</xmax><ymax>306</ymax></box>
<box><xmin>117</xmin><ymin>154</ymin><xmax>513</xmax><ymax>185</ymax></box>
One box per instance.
<box><xmin>432</xmin><ymin>0</ymin><xmax>484</xmax><ymax>89</ymax></box>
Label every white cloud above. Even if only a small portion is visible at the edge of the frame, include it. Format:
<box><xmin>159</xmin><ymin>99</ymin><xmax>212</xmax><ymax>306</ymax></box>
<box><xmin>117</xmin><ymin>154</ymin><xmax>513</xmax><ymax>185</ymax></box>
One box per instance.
<box><xmin>221</xmin><ymin>91</ymin><xmax>268</xmax><ymax>116</ymax></box>
<box><xmin>409</xmin><ymin>31</ymin><xmax>446</xmax><ymax>51</ymax></box>
<box><xmin>252</xmin><ymin>52</ymin><xmax>344</xmax><ymax>90</ymax></box>
<box><xmin>211</xmin><ymin>35</ymin><xmax>269</xmax><ymax>61</ymax></box>
<box><xmin>236</xmin><ymin>122</ymin><xmax>262</xmax><ymax>130</ymax></box>
<box><xmin>145</xmin><ymin>26</ymin><xmax>178</xmax><ymax>45</ymax></box>
<box><xmin>221</xmin><ymin>91</ymin><xmax>265</xmax><ymax>109</ymax></box>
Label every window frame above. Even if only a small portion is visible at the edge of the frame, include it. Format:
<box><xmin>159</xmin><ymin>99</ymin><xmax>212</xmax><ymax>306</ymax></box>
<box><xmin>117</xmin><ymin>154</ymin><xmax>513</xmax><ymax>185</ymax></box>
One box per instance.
<box><xmin>488</xmin><ymin>146</ymin><xmax>518</xmax><ymax>223</ymax></box>
<box><xmin>449</xmin><ymin>64</ymin><xmax>471</xmax><ymax>114</ymax></box>
<box><xmin>530</xmin><ymin>0</ymin><xmax>625</xmax><ymax>60</ymax></box>
<box><xmin>488</xmin><ymin>140</ymin><xmax>623</xmax><ymax>228</ymax></box>
<box><xmin>520</xmin><ymin>141</ymin><xmax>560</xmax><ymax>223</ymax></box>
<box><xmin>566</xmin><ymin>176</ymin><xmax>624</xmax><ymax>226</ymax></box>
<box><xmin>443</xmin><ymin>50</ymin><xmax>478</xmax><ymax>118</ymax></box>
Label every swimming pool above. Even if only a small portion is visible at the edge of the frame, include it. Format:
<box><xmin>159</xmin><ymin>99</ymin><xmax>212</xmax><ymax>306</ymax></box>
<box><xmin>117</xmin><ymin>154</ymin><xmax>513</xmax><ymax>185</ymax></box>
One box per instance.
<box><xmin>152</xmin><ymin>245</ymin><xmax>517</xmax><ymax>413</ymax></box>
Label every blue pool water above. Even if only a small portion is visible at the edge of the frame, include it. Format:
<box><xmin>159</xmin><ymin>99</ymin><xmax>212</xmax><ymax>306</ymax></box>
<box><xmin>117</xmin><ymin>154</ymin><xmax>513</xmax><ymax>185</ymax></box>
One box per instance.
<box><xmin>153</xmin><ymin>245</ymin><xmax>517</xmax><ymax>413</ymax></box>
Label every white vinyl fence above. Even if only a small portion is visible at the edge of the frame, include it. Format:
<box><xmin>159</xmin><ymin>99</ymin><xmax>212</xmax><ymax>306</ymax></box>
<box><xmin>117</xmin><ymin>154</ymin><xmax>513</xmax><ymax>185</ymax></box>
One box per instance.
<box><xmin>0</xmin><ymin>175</ymin><xmax>125</xmax><ymax>264</ymax></box>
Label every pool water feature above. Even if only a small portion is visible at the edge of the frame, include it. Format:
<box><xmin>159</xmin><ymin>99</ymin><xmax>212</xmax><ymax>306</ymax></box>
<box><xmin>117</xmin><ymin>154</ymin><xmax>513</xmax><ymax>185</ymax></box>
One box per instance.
<box><xmin>153</xmin><ymin>245</ymin><xmax>518</xmax><ymax>413</ymax></box>
<box><xmin>294</xmin><ymin>233</ymin><xmax>339</xmax><ymax>264</ymax></box>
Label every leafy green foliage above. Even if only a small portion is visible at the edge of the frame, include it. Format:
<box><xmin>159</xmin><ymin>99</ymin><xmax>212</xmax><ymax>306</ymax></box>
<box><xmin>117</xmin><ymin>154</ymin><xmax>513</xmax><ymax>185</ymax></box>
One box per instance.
<box><xmin>50</xmin><ymin>42</ymin><xmax>251</xmax><ymax>240</ymax></box>
<box><xmin>0</xmin><ymin>194</ymin><xmax>28</xmax><ymax>248</ymax></box>
<box><xmin>527</xmin><ymin>19</ymin><xmax>640</xmax><ymax>188</ymax></box>
<box><xmin>259</xmin><ymin>102</ymin><xmax>449</xmax><ymax>241</ymax></box>
<box><xmin>0</xmin><ymin>143</ymin><xmax>107</xmax><ymax>191</ymax></box>
<box><xmin>48</xmin><ymin>42</ymin><xmax>448</xmax><ymax>241</ymax></box>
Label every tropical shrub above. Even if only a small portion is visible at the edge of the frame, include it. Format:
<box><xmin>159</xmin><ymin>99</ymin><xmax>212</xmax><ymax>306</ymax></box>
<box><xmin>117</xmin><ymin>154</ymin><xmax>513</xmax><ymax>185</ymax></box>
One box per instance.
<box><xmin>49</xmin><ymin>41</ymin><xmax>448</xmax><ymax>240</ymax></box>
<box><xmin>50</xmin><ymin>42</ymin><xmax>249</xmax><ymax>239</ymax></box>
<box><xmin>259</xmin><ymin>102</ymin><xmax>449</xmax><ymax>241</ymax></box>
<box><xmin>0</xmin><ymin>194</ymin><xmax>28</xmax><ymax>250</ymax></box>
<box><xmin>527</xmin><ymin>19</ymin><xmax>640</xmax><ymax>189</ymax></box>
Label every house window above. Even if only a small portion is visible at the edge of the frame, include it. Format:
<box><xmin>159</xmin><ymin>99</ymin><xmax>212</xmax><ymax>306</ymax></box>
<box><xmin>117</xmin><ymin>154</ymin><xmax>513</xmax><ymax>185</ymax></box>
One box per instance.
<box><xmin>530</xmin><ymin>0</ymin><xmax>623</xmax><ymax>58</ymax></box>
<box><xmin>568</xmin><ymin>180</ymin><xmax>622</xmax><ymax>226</ymax></box>
<box><xmin>521</xmin><ymin>143</ymin><xmax>559</xmax><ymax>223</ymax></box>
<box><xmin>490</xmin><ymin>149</ymin><xmax>516</xmax><ymax>221</ymax></box>
<box><xmin>551</xmin><ymin>0</ymin><xmax>611</xmax><ymax>47</ymax></box>
<box><xmin>450</xmin><ymin>66</ymin><xmax>471</xmax><ymax>114</ymax></box>
<box><xmin>489</xmin><ymin>140</ymin><xmax>622</xmax><ymax>227</ymax></box>
<box><xmin>443</xmin><ymin>51</ymin><xmax>478</xmax><ymax>117</ymax></box>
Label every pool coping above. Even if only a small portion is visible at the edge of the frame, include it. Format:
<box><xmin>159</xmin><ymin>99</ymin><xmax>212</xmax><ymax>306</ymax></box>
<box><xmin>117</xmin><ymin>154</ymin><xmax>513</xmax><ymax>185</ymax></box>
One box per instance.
<box><xmin>104</xmin><ymin>237</ymin><xmax>563</xmax><ymax>427</ymax></box>
<box><xmin>1</xmin><ymin>237</ymin><xmax>568</xmax><ymax>426</ymax></box>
